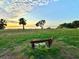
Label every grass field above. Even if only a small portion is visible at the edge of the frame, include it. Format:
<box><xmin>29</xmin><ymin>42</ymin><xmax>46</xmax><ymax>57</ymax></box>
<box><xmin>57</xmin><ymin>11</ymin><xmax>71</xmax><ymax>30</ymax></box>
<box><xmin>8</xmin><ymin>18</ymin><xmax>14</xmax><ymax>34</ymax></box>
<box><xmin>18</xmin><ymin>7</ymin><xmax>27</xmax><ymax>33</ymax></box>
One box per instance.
<box><xmin>0</xmin><ymin>29</ymin><xmax>79</xmax><ymax>59</ymax></box>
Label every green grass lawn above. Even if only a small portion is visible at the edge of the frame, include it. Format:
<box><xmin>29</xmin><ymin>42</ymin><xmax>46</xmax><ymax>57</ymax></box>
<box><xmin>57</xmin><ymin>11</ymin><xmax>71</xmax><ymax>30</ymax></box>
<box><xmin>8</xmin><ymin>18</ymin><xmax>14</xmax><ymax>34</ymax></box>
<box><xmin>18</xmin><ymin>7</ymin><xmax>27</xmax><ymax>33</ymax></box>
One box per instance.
<box><xmin>0</xmin><ymin>29</ymin><xmax>79</xmax><ymax>59</ymax></box>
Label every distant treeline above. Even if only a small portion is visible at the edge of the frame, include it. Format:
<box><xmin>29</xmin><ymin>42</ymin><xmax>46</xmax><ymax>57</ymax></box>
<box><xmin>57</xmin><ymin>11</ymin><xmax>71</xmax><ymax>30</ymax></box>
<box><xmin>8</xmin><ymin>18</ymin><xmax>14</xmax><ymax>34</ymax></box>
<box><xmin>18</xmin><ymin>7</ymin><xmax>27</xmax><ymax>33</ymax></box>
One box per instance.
<box><xmin>0</xmin><ymin>18</ymin><xmax>79</xmax><ymax>30</ymax></box>
<box><xmin>0</xmin><ymin>18</ymin><xmax>46</xmax><ymax>30</ymax></box>
<box><xmin>57</xmin><ymin>20</ymin><xmax>79</xmax><ymax>28</ymax></box>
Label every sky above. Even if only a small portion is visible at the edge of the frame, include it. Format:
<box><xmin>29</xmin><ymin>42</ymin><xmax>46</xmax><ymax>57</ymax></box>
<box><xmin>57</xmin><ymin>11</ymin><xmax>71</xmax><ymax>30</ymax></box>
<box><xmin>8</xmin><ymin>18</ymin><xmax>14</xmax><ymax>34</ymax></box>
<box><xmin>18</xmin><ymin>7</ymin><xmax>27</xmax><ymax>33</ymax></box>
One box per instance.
<box><xmin>0</xmin><ymin>0</ymin><xmax>79</xmax><ymax>29</ymax></box>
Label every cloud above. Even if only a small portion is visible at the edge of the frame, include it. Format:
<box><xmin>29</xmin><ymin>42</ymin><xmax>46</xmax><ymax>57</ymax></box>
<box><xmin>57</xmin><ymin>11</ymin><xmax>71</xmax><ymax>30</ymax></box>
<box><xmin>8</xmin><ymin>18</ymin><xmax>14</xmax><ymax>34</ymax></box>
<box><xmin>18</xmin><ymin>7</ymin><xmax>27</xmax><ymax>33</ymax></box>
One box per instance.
<box><xmin>0</xmin><ymin>0</ymin><xmax>52</xmax><ymax>19</ymax></box>
<box><xmin>53</xmin><ymin>0</ymin><xmax>59</xmax><ymax>2</ymax></box>
<box><xmin>0</xmin><ymin>7</ymin><xmax>12</xmax><ymax>18</ymax></box>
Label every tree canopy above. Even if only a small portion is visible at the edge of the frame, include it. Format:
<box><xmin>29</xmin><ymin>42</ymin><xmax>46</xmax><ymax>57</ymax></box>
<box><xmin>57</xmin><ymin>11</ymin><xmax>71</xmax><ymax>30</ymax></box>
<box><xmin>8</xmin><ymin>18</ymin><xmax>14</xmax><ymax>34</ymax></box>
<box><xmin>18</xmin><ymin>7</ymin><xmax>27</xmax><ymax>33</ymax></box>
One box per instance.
<box><xmin>36</xmin><ymin>20</ymin><xmax>46</xmax><ymax>29</ymax></box>
<box><xmin>0</xmin><ymin>19</ymin><xmax>7</xmax><ymax>29</ymax></box>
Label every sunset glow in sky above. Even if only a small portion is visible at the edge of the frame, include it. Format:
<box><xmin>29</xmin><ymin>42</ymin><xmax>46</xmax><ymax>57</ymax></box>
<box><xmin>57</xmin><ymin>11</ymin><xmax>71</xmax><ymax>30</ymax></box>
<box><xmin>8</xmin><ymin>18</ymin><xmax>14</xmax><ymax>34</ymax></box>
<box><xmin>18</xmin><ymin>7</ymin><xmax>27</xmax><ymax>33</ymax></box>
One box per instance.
<box><xmin>0</xmin><ymin>0</ymin><xmax>79</xmax><ymax>29</ymax></box>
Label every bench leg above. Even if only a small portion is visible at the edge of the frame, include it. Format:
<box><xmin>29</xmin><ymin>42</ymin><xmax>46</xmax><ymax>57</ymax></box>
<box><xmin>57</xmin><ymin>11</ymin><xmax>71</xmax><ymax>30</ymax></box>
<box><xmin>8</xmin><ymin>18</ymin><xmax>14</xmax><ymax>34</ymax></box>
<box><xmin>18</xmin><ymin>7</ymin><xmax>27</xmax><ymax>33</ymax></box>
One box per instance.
<box><xmin>32</xmin><ymin>43</ymin><xmax>35</xmax><ymax>49</ymax></box>
<box><xmin>48</xmin><ymin>40</ymin><xmax>52</xmax><ymax>48</ymax></box>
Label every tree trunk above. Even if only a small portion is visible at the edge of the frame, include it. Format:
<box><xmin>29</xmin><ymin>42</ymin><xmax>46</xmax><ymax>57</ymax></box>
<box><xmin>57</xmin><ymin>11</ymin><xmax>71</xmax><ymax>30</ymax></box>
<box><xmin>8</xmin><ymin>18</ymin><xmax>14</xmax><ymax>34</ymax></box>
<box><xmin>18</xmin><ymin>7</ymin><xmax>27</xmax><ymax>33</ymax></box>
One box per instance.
<box><xmin>23</xmin><ymin>25</ymin><xmax>25</xmax><ymax>30</ymax></box>
<box><xmin>41</xmin><ymin>26</ymin><xmax>43</xmax><ymax>29</ymax></box>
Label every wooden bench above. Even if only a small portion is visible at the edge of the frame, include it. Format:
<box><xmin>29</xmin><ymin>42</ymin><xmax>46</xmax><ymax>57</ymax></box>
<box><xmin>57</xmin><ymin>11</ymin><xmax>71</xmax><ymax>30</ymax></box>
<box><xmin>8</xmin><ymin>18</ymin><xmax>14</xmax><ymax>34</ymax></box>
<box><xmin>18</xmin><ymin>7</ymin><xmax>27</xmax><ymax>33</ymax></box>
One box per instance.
<box><xmin>30</xmin><ymin>39</ymin><xmax>53</xmax><ymax>49</ymax></box>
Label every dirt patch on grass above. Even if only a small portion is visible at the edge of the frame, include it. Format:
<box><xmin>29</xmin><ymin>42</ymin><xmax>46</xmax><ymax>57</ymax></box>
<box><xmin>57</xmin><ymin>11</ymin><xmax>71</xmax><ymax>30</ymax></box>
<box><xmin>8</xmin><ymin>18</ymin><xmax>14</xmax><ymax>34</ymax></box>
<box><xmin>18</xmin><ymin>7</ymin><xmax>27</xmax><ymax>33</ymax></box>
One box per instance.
<box><xmin>0</xmin><ymin>40</ymin><xmax>79</xmax><ymax>59</ymax></box>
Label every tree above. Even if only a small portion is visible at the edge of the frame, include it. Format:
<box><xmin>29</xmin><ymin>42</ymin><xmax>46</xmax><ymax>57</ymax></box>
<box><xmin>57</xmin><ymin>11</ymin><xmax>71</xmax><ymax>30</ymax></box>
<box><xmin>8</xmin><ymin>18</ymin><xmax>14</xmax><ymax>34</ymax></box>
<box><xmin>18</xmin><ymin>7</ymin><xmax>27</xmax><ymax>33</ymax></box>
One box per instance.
<box><xmin>36</xmin><ymin>20</ymin><xmax>46</xmax><ymax>29</ymax></box>
<box><xmin>58</xmin><ymin>23</ymin><xmax>67</xmax><ymax>28</ymax></box>
<box><xmin>19</xmin><ymin>18</ymin><xmax>26</xmax><ymax>30</ymax></box>
<box><xmin>0</xmin><ymin>19</ymin><xmax>7</xmax><ymax>29</ymax></box>
<box><xmin>72</xmin><ymin>20</ymin><xmax>79</xmax><ymax>28</ymax></box>
<box><xmin>47</xmin><ymin>27</ymin><xmax>51</xmax><ymax>29</ymax></box>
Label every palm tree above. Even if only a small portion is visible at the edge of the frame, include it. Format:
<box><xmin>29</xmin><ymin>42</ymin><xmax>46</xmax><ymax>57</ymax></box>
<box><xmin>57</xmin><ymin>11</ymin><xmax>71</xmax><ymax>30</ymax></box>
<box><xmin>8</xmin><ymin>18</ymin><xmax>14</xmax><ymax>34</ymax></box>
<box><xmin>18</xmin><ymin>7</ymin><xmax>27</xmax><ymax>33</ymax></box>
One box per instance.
<box><xmin>36</xmin><ymin>20</ymin><xmax>46</xmax><ymax>29</ymax></box>
<box><xmin>0</xmin><ymin>19</ymin><xmax>7</xmax><ymax>29</ymax></box>
<box><xmin>19</xmin><ymin>18</ymin><xmax>26</xmax><ymax>30</ymax></box>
